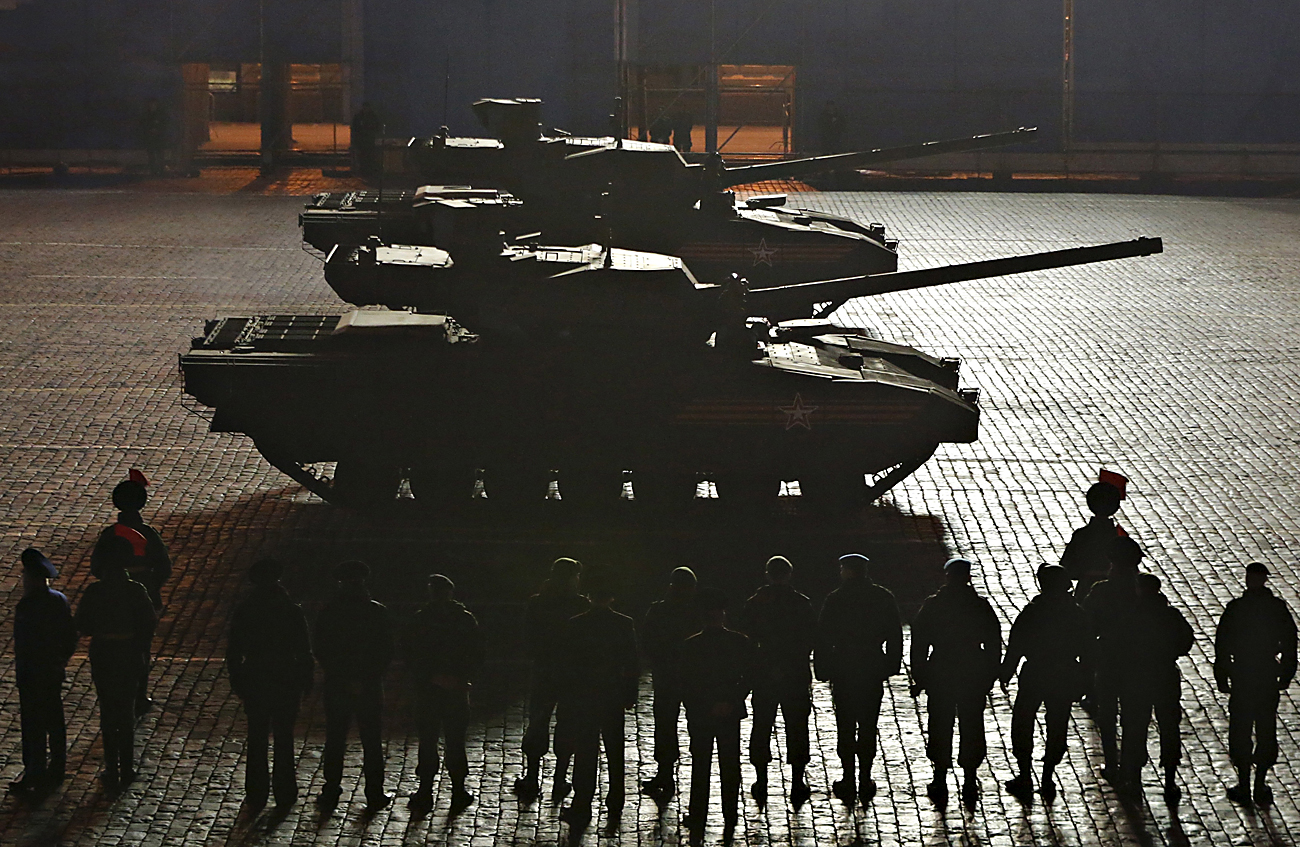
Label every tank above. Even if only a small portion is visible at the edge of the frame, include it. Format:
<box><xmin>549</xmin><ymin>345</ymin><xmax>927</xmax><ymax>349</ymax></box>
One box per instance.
<box><xmin>304</xmin><ymin>98</ymin><xmax>1038</xmax><ymax>288</ymax></box>
<box><xmin>179</xmin><ymin>236</ymin><xmax>1161</xmax><ymax>513</ymax></box>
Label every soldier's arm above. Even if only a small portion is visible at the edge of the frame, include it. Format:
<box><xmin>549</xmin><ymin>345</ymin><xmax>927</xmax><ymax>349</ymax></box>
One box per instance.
<box><xmin>1279</xmin><ymin>601</ymin><xmax>1297</xmax><ymax>688</ymax></box>
<box><xmin>56</xmin><ymin>595</ymin><xmax>78</xmax><ymax>662</ymax></box>
<box><xmin>1000</xmin><ymin>611</ymin><xmax>1027</xmax><ymax>686</ymax></box>
<box><xmin>292</xmin><ymin>606</ymin><xmax>315</xmax><ymax>694</ymax></box>
<box><xmin>983</xmin><ymin>601</ymin><xmax>1004</xmax><ymax>683</ymax></box>
<box><xmin>884</xmin><ymin>597</ymin><xmax>903</xmax><ymax>676</ymax></box>
<box><xmin>813</xmin><ymin>596</ymin><xmax>834</xmax><ymax>682</ymax></box>
<box><xmin>376</xmin><ymin>606</ymin><xmax>397</xmax><ymax>672</ymax></box>
<box><xmin>620</xmin><ymin>621</ymin><xmax>640</xmax><ymax>708</ymax></box>
<box><xmin>1213</xmin><ymin>605</ymin><xmax>1234</xmax><ymax>693</ymax></box>
<box><xmin>144</xmin><ymin>527</ymin><xmax>173</xmax><ymax>588</ymax></box>
<box><xmin>1171</xmin><ymin>605</ymin><xmax>1194</xmax><ymax>658</ymax></box>
<box><xmin>466</xmin><ymin>612</ymin><xmax>487</xmax><ymax>682</ymax></box>
<box><xmin>909</xmin><ymin>601</ymin><xmax>931</xmax><ymax>684</ymax></box>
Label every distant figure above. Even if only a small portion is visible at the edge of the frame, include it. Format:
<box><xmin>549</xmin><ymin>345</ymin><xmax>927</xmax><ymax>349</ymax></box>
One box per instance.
<box><xmin>350</xmin><ymin>102</ymin><xmax>382</xmax><ymax>178</ymax></box>
<box><xmin>679</xmin><ymin>587</ymin><xmax>752</xmax><ymax>846</ymax></box>
<box><xmin>556</xmin><ymin>567</ymin><xmax>639</xmax><ymax>831</ymax></box>
<box><xmin>815</xmin><ymin>553</ymin><xmax>902</xmax><ymax>806</ymax></box>
<box><xmin>140</xmin><ymin>97</ymin><xmax>168</xmax><ymax>175</ymax></box>
<box><xmin>738</xmin><ymin>556</ymin><xmax>816</xmax><ymax>807</ymax></box>
<box><xmin>648</xmin><ymin>112</ymin><xmax>673</xmax><ymax>145</ymax></box>
<box><xmin>515</xmin><ymin>557</ymin><xmax>589</xmax><ymax>800</ymax></box>
<box><xmin>1080</xmin><ymin>536</ymin><xmax>1144</xmax><ymax>782</ymax></box>
<box><xmin>1060</xmin><ymin>481</ymin><xmax>1124</xmax><ymax>597</ymax></box>
<box><xmin>1118</xmin><ymin>573</ymin><xmax>1193</xmax><ymax>802</ymax></box>
<box><xmin>91</xmin><ymin>469</ymin><xmax>171</xmax><ymax>715</ymax></box>
<box><xmin>1216</xmin><ymin>561</ymin><xmax>1297</xmax><ymax>807</ymax></box>
<box><xmin>10</xmin><ymin>549</ymin><xmax>77</xmax><ymax>795</ymax></box>
<box><xmin>910</xmin><ymin>558</ymin><xmax>1002</xmax><ymax>810</ymax></box>
<box><xmin>672</xmin><ymin>111</ymin><xmax>694</xmax><ymax>153</ymax></box>
<box><xmin>314</xmin><ymin>560</ymin><xmax>395</xmax><ymax>811</ymax></box>
<box><xmin>639</xmin><ymin>566</ymin><xmax>702</xmax><ymax>800</ymax></box>
<box><xmin>75</xmin><ymin>531</ymin><xmax>157</xmax><ymax>787</ymax></box>
<box><xmin>226</xmin><ymin>559</ymin><xmax>314</xmax><ymax>808</ymax></box>
<box><xmin>404</xmin><ymin>573</ymin><xmax>484</xmax><ymax>813</ymax></box>
<box><xmin>999</xmin><ymin>564</ymin><xmax>1090</xmax><ymax>801</ymax></box>
<box><xmin>817</xmin><ymin>101</ymin><xmax>844</xmax><ymax>155</ymax></box>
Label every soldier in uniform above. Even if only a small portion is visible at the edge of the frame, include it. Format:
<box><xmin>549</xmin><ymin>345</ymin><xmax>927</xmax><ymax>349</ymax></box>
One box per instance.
<box><xmin>738</xmin><ymin>556</ymin><xmax>816</xmax><ymax>807</ymax></box>
<box><xmin>679</xmin><ymin>587</ymin><xmax>753</xmax><ymax>846</ymax></box>
<box><xmin>1216</xmin><ymin>561</ymin><xmax>1297</xmax><ymax>807</ymax></box>
<box><xmin>91</xmin><ymin>469</ymin><xmax>171</xmax><ymax>714</ymax></box>
<box><xmin>226</xmin><ymin>559</ymin><xmax>314</xmax><ymax>808</ymax></box>
<box><xmin>314</xmin><ymin>560</ymin><xmax>396</xmax><ymax>811</ymax></box>
<box><xmin>910</xmin><ymin>558</ymin><xmax>1002</xmax><ymax>809</ymax></box>
<box><xmin>999</xmin><ymin>564</ymin><xmax>1091</xmax><ymax>801</ymax></box>
<box><xmin>815</xmin><ymin>553</ymin><xmax>902</xmax><ymax>806</ymax></box>
<box><xmin>555</xmin><ymin>567</ymin><xmax>638</xmax><ymax>831</ymax></box>
<box><xmin>404</xmin><ymin>574</ymin><xmax>484</xmax><ymax>813</ymax></box>
<box><xmin>75</xmin><ymin>531</ymin><xmax>157</xmax><ymax>787</ymax></box>
<box><xmin>1080</xmin><ymin>536</ymin><xmax>1143</xmax><ymax>781</ymax></box>
<box><xmin>1118</xmin><ymin>573</ymin><xmax>1193</xmax><ymax>802</ymax></box>
<box><xmin>1060</xmin><ymin>480</ymin><xmax>1123</xmax><ymax>597</ymax></box>
<box><xmin>639</xmin><ymin>566</ymin><xmax>702</xmax><ymax>800</ymax></box>
<box><xmin>10</xmin><ymin>549</ymin><xmax>77</xmax><ymax>795</ymax></box>
<box><xmin>514</xmin><ymin>557</ymin><xmax>589</xmax><ymax>800</ymax></box>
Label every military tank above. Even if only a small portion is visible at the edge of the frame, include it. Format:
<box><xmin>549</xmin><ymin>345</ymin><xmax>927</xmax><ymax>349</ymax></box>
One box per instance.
<box><xmin>302</xmin><ymin>98</ymin><xmax>1037</xmax><ymax>288</ymax></box>
<box><xmin>179</xmin><ymin>236</ymin><xmax>1161</xmax><ymax>514</ymax></box>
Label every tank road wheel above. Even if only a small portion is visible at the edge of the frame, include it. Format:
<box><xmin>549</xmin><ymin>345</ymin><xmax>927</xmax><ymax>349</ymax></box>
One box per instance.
<box><xmin>712</xmin><ymin>473</ymin><xmax>783</xmax><ymax>514</ymax></box>
<box><xmin>331</xmin><ymin>459</ymin><xmax>402</xmax><ymax>509</ymax></box>
<box><xmin>559</xmin><ymin>468</ymin><xmax>627</xmax><ymax>513</ymax></box>
<box><xmin>483</xmin><ymin>466</ymin><xmax>552</xmax><ymax>510</ymax></box>
<box><xmin>633</xmin><ymin>471</ymin><xmax>699</xmax><ymax>515</ymax></box>
<box><xmin>409</xmin><ymin>465</ymin><xmax>478</xmax><ymax>512</ymax></box>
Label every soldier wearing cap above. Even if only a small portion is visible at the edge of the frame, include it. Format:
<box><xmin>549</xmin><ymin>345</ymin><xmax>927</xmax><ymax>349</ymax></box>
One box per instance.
<box><xmin>555</xmin><ymin>566</ymin><xmax>638</xmax><ymax>831</ymax></box>
<box><xmin>815</xmin><ymin>553</ymin><xmax>902</xmax><ymax>806</ymax></box>
<box><xmin>738</xmin><ymin>555</ymin><xmax>816</xmax><ymax>807</ymax></box>
<box><xmin>404</xmin><ymin>573</ymin><xmax>484</xmax><ymax>813</ymax></box>
<box><xmin>10</xmin><ymin>549</ymin><xmax>77</xmax><ymax>794</ymax></box>
<box><xmin>910</xmin><ymin>557</ymin><xmax>1002</xmax><ymax>810</ymax></box>
<box><xmin>91</xmin><ymin>470</ymin><xmax>171</xmax><ymax>714</ymax></box>
<box><xmin>639</xmin><ymin>565</ymin><xmax>702</xmax><ymax>800</ymax></box>
<box><xmin>1216</xmin><ymin>561</ymin><xmax>1297</xmax><ymax>807</ymax></box>
<box><xmin>515</xmin><ymin>557</ymin><xmax>589</xmax><ymax>800</ymax></box>
<box><xmin>1080</xmin><ymin>535</ymin><xmax>1144</xmax><ymax>781</ymax></box>
<box><xmin>1118</xmin><ymin>572</ymin><xmax>1193</xmax><ymax>802</ymax></box>
<box><xmin>226</xmin><ymin>559</ymin><xmax>314</xmax><ymax>807</ymax></box>
<box><xmin>1060</xmin><ymin>481</ymin><xmax>1123</xmax><ymax>597</ymax></box>
<box><xmin>999</xmin><ymin>564</ymin><xmax>1090</xmax><ymax>801</ymax></box>
<box><xmin>679</xmin><ymin>587</ymin><xmax>753</xmax><ymax>846</ymax></box>
<box><xmin>74</xmin><ymin>531</ymin><xmax>157</xmax><ymax>787</ymax></box>
<box><xmin>314</xmin><ymin>560</ymin><xmax>395</xmax><ymax>811</ymax></box>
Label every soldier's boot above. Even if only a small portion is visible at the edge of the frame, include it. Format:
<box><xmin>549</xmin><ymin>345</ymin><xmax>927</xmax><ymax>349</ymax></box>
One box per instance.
<box><xmin>961</xmin><ymin>767</ymin><xmax>979</xmax><ymax>810</ymax></box>
<box><xmin>831</xmin><ymin>756</ymin><xmax>855</xmax><ymax>804</ymax></box>
<box><xmin>749</xmin><ymin>765</ymin><xmax>767</xmax><ymax>807</ymax></box>
<box><xmin>408</xmin><ymin>780</ymin><xmax>435</xmax><ymax>813</ymax></box>
<box><xmin>640</xmin><ymin>765</ymin><xmax>674</xmax><ymax>797</ymax></box>
<box><xmin>790</xmin><ymin>764</ymin><xmax>811</xmax><ymax>807</ymax></box>
<box><xmin>1039</xmin><ymin>763</ymin><xmax>1058</xmax><ymax>801</ymax></box>
<box><xmin>118</xmin><ymin>744</ymin><xmax>136</xmax><ymax>786</ymax></box>
<box><xmin>722</xmin><ymin>814</ymin><xmax>738</xmax><ymax>845</ymax></box>
<box><xmin>1003</xmin><ymin>758</ymin><xmax>1033</xmax><ymax>800</ymax></box>
<box><xmin>450</xmin><ymin>776</ymin><xmax>475</xmax><ymax>811</ymax></box>
<box><xmin>1163</xmin><ymin>765</ymin><xmax>1181</xmax><ymax>804</ymax></box>
<box><xmin>857</xmin><ymin>753</ymin><xmax>876</xmax><ymax>802</ymax></box>
<box><xmin>1226</xmin><ymin>765</ymin><xmax>1252</xmax><ymax>805</ymax></box>
<box><xmin>513</xmin><ymin>757</ymin><xmax>541</xmax><ymax>797</ymax></box>
<box><xmin>1253</xmin><ymin>767</ymin><xmax>1273</xmax><ymax>808</ymax></box>
<box><xmin>926</xmin><ymin>767</ymin><xmax>948</xmax><ymax>806</ymax></box>
<box><xmin>550</xmin><ymin>755</ymin><xmax>572</xmax><ymax>802</ymax></box>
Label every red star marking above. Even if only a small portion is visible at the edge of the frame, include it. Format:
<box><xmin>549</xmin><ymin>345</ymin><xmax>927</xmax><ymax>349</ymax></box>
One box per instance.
<box><xmin>750</xmin><ymin>238</ymin><xmax>777</xmax><ymax>267</ymax></box>
<box><xmin>778</xmin><ymin>393</ymin><xmax>819</xmax><ymax>430</ymax></box>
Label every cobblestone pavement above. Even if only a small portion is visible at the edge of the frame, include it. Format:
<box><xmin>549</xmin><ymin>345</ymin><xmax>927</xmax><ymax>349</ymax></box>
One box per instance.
<box><xmin>0</xmin><ymin>186</ymin><xmax>1298</xmax><ymax>847</ymax></box>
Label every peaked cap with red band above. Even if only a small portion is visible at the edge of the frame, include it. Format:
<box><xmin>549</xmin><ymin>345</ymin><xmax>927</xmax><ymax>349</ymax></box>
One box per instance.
<box><xmin>128</xmin><ymin>469</ymin><xmax>149</xmax><ymax>487</ymax></box>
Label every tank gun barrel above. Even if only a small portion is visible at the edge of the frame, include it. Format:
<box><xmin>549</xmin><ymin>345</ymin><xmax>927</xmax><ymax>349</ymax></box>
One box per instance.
<box><xmin>746</xmin><ymin>236</ymin><xmax>1163</xmax><ymax>320</ymax></box>
<box><xmin>718</xmin><ymin>127</ymin><xmax>1037</xmax><ymax>188</ymax></box>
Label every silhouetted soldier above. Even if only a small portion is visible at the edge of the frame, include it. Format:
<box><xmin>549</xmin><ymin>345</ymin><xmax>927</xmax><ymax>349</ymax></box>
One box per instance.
<box><xmin>680</xmin><ymin>587</ymin><xmax>753</xmax><ymax>846</ymax></box>
<box><xmin>556</xmin><ymin>567</ymin><xmax>638</xmax><ymax>831</ymax></box>
<box><xmin>648</xmin><ymin>112</ymin><xmax>672</xmax><ymax>145</ymax></box>
<box><xmin>1060</xmin><ymin>481</ymin><xmax>1123</xmax><ymax>597</ymax></box>
<box><xmin>515</xmin><ymin>557</ymin><xmax>589</xmax><ymax>800</ymax></box>
<box><xmin>1118</xmin><ymin>573</ymin><xmax>1193</xmax><ymax>802</ymax></box>
<box><xmin>1216</xmin><ymin>561</ymin><xmax>1297</xmax><ymax>807</ymax></box>
<box><xmin>404</xmin><ymin>574</ymin><xmax>484</xmax><ymax>813</ymax></box>
<box><xmin>738</xmin><ymin>555</ymin><xmax>816</xmax><ymax>807</ymax></box>
<box><xmin>911</xmin><ymin>558</ymin><xmax>1001</xmax><ymax>809</ymax></box>
<box><xmin>815</xmin><ymin>553</ymin><xmax>902</xmax><ymax>806</ymax></box>
<box><xmin>672</xmin><ymin>111</ymin><xmax>695</xmax><ymax>152</ymax></box>
<box><xmin>314</xmin><ymin>560</ymin><xmax>395</xmax><ymax>811</ymax></box>
<box><xmin>999</xmin><ymin>564</ymin><xmax>1090</xmax><ymax>801</ymax></box>
<box><xmin>10</xmin><ymin>549</ymin><xmax>77</xmax><ymax>795</ymax></box>
<box><xmin>92</xmin><ymin>470</ymin><xmax>171</xmax><ymax>716</ymax></box>
<box><xmin>75</xmin><ymin>531</ymin><xmax>157</xmax><ymax>787</ymax></box>
<box><xmin>226</xmin><ymin>559</ymin><xmax>314</xmax><ymax>808</ymax></box>
<box><xmin>140</xmin><ymin>97</ymin><xmax>168</xmax><ymax>175</ymax></box>
<box><xmin>351</xmin><ymin>102</ymin><xmax>382</xmax><ymax>177</ymax></box>
<box><xmin>1080</xmin><ymin>535</ymin><xmax>1143</xmax><ymax>781</ymax></box>
<box><xmin>817</xmin><ymin>101</ymin><xmax>844</xmax><ymax>154</ymax></box>
<box><xmin>639</xmin><ymin>566</ymin><xmax>702</xmax><ymax>800</ymax></box>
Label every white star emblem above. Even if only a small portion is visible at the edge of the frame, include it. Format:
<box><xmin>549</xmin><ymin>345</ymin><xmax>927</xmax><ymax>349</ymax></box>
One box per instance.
<box><xmin>750</xmin><ymin>238</ymin><xmax>777</xmax><ymax>267</ymax></box>
<box><xmin>778</xmin><ymin>393</ymin><xmax>819</xmax><ymax>430</ymax></box>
